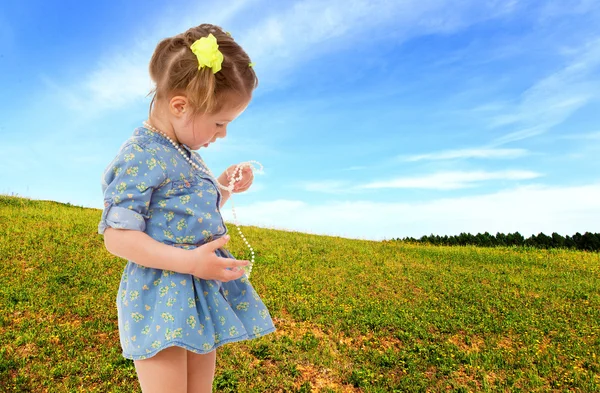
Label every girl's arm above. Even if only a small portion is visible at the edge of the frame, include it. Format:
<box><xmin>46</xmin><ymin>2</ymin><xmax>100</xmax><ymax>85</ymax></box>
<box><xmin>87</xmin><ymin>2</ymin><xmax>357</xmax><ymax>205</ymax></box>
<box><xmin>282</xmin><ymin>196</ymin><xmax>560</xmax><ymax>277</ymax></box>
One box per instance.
<box><xmin>103</xmin><ymin>228</ymin><xmax>249</xmax><ymax>282</ymax></box>
<box><xmin>219</xmin><ymin>189</ymin><xmax>231</xmax><ymax>208</ymax></box>
<box><xmin>103</xmin><ymin>227</ymin><xmax>193</xmax><ymax>273</ymax></box>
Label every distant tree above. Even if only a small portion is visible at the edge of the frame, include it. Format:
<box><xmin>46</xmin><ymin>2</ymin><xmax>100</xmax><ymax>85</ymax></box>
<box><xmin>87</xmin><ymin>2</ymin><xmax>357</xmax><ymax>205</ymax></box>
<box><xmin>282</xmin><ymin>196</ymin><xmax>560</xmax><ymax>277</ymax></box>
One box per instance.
<box><xmin>496</xmin><ymin>232</ymin><xmax>507</xmax><ymax>246</ymax></box>
<box><xmin>581</xmin><ymin>232</ymin><xmax>600</xmax><ymax>251</ymax></box>
<box><xmin>536</xmin><ymin>233</ymin><xmax>552</xmax><ymax>249</ymax></box>
<box><xmin>476</xmin><ymin>232</ymin><xmax>493</xmax><ymax>247</ymax></box>
<box><xmin>572</xmin><ymin>232</ymin><xmax>583</xmax><ymax>250</ymax></box>
<box><xmin>506</xmin><ymin>232</ymin><xmax>525</xmax><ymax>247</ymax></box>
<box><xmin>551</xmin><ymin>232</ymin><xmax>566</xmax><ymax>249</ymax></box>
<box><xmin>564</xmin><ymin>235</ymin><xmax>577</xmax><ymax>249</ymax></box>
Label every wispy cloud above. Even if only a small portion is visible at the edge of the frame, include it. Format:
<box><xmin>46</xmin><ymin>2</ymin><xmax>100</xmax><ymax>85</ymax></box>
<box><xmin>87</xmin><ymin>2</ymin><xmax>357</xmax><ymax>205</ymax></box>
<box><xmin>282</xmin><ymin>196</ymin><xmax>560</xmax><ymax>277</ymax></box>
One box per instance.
<box><xmin>403</xmin><ymin>148</ymin><xmax>529</xmax><ymax>162</ymax></box>
<box><xmin>42</xmin><ymin>0</ymin><xmax>255</xmax><ymax>114</ymax></box>
<box><xmin>38</xmin><ymin>0</ymin><xmax>524</xmax><ymax>115</ymax></box>
<box><xmin>559</xmin><ymin>131</ymin><xmax>600</xmax><ymax>140</ymax></box>
<box><xmin>491</xmin><ymin>39</ymin><xmax>600</xmax><ymax>145</ymax></box>
<box><xmin>224</xmin><ymin>183</ymin><xmax>600</xmax><ymax>240</ymax></box>
<box><xmin>241</xmin><ymin>0</ymin><xmax>519</xmax><ymax>87</ymax></box>
<box><xmin>297</xmin><ymin>170</ymin><xmax>542</xmax><ymax>193</ymax></box>
<box><xmin>360</xmin><ymin>170</ymin><xmax>542</xmax><ymax>190</ymax></box>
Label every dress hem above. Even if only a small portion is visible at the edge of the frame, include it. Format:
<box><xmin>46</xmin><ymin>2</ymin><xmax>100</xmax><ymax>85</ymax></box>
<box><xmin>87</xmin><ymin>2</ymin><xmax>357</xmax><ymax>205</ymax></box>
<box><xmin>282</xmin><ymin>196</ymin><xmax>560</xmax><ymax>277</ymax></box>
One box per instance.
<box><xmin>122</xmin><ymin>326</ymin><xmax>277</xmax><ymax>360</ymax></box>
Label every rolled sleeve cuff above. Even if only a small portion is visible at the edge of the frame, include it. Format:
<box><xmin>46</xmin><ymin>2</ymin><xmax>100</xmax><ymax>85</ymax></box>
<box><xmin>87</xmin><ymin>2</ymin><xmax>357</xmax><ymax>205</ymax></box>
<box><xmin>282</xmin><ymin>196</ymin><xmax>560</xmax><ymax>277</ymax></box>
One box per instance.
<box><xmin>98</xmin><ymin>202</ymin><xmax>146</xmax><ymax>234</ymax></box>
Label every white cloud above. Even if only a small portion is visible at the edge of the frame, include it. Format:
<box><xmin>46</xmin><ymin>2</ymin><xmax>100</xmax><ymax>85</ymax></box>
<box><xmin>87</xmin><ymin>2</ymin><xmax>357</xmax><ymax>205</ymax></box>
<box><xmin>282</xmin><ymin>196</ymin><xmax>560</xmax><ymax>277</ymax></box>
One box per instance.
<box><xmin>360</xmin><ymin>170</ymin><xmax>541</xmax><ymax>190</ymax></box>
<box><xmin>223</xmin><ymin>183</ymin><xmax>600</xmax><ymax>240</ymax></box>
<box><xmin>241</xmin><ymin>0</ymin><xmax>520</xmax><ymax>87</ymax></box>
<box><xmin>559</xmin><ymin>131</ymin><xmax>600</xmax><ymax>140</ymax></box>
<box><xmin>404</xmin><ymin>148</ymin><xmax>529</xmax><ymax>161</ymax></box>
<box><xmin>39</xmin><ymin>0</ymin><xmax>523</xmax><ymax>115</ymax></box>
<box><xmin>491</xmin><ymin>39</ymin><xmax>600</xmax><ymax>145</ymax></box>
<box><xmin>43</xmin><ymin>0</ymin><xmax>255</xmax><ymax>114</ymax></box>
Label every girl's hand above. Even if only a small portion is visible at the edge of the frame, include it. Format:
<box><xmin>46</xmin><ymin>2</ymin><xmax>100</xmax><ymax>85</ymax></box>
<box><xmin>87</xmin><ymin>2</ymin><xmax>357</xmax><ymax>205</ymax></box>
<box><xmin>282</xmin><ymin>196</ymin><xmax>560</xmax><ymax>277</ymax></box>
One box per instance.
<box><xmin>184</xmin><ymin>235</ymin><xmax>249</xmax><ymax>281</ymax></box>
<box><xmin>218</xmin><ymin>164</ymin><xmax>254</xmax><ymax>193</ymax></box>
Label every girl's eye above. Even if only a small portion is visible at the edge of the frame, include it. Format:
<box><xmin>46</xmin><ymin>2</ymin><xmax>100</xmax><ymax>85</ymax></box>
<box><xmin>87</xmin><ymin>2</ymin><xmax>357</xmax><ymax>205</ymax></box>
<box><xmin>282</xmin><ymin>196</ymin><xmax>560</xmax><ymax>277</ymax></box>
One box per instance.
<box><xmin>216</xmin><ymin>123</ymin><xmax>224</xmax><ymax>128</ymax></box>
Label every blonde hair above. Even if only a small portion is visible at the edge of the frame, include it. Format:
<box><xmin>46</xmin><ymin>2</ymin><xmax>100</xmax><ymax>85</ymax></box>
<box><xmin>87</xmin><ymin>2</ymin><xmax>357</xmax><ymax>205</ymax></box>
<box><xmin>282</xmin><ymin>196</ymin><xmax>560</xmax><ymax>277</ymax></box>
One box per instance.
<box><xmin>148</xmin><ymin>24</ymin><xmax>257</xmax><ymax>115</ymax></box>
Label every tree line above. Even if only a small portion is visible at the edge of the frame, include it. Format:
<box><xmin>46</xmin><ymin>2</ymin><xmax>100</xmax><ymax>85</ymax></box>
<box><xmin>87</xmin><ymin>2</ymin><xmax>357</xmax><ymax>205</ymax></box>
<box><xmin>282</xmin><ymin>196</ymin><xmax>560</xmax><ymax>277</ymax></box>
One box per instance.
<box><xmin>394</xmin><ymin>231</ymin><xmax>600</xmax><ymax>252</ymax></box>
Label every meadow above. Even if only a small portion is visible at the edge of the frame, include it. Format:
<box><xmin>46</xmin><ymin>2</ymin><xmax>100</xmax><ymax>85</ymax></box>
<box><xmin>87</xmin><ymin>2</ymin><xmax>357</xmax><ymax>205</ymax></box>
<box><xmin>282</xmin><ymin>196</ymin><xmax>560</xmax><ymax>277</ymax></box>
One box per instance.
<box><xmin>0</xmin><ymin>195</ymin><xmax>599</xmax><ymax>392</ymax></box>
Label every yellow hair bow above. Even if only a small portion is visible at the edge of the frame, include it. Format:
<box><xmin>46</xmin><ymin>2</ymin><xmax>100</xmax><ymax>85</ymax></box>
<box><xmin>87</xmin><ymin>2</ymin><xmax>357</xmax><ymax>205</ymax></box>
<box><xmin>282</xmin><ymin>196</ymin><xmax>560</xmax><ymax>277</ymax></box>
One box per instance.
<box><xmin>190</xmin><ymin>33</ymin><xmax>223</xmax><ymax>74</ymax></box>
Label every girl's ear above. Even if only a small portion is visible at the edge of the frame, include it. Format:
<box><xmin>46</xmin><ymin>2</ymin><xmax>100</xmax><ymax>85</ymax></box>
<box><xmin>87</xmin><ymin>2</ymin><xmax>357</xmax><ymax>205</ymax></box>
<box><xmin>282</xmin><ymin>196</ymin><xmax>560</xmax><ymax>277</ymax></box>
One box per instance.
<box><xmin>169</xmin><ymin>96</ymin><xmax>189</xmax><ymax>117</ymax></box>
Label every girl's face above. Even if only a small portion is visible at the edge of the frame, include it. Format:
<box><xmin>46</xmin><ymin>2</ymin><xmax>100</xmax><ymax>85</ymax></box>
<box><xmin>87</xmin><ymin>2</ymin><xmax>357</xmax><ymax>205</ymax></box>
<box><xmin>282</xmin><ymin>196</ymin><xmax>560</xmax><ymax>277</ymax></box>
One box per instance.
<box><xmin>174</xmin><ymin>99</ymin><xmax>249</xmax><ymax>150</ymax></box>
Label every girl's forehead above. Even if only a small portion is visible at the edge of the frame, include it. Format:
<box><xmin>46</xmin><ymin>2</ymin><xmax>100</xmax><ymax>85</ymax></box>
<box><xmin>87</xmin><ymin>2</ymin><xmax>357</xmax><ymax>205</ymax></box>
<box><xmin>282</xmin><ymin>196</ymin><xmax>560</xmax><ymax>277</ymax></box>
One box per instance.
<box><xmin>215</xmin><ymin>98</ymin><xmax>250</xmax><ymax>120</ymax></box>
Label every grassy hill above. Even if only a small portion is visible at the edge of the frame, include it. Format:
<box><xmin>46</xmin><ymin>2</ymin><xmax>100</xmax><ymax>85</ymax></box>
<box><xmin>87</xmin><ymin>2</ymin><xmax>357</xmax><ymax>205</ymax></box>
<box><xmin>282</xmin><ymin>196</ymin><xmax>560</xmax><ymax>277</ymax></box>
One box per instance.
<box><xmin>0</xmin><ymin>195</ymin><xmax>599</xmax><ymax>392</ymax></box>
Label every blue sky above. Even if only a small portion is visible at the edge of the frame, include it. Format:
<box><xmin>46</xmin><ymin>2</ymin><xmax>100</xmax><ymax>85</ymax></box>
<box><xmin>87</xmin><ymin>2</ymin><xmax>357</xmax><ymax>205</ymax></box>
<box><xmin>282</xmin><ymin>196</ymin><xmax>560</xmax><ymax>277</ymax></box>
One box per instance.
<box><xmin>1</xmin><ymin>0</ymin><xmax>599</xmax><ymax>240</ymax></box>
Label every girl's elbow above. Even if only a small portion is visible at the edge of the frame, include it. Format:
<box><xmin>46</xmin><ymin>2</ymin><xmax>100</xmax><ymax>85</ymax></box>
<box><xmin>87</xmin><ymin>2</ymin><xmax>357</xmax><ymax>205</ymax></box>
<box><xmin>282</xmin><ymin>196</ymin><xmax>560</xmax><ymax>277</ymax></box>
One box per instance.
<box><xmin>103</xmin><ymin>227</ymin><xmax>119</xmax><ymax>254</ymax></box>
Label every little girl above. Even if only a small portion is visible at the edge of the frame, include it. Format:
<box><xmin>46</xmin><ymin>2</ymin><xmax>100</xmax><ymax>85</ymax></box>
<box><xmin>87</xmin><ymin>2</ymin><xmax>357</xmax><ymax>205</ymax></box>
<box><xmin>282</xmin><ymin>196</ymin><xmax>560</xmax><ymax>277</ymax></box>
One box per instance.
<box><xmin>98</xmin><ymin>23</ymin><xmax>276</xmax><ymax>393</ymax></box>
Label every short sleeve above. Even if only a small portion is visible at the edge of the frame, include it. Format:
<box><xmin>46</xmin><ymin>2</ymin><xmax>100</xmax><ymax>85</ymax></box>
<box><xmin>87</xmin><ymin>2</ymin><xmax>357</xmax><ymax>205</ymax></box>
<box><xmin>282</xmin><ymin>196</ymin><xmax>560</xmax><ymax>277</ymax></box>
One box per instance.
<box><xmin>98</xmin><ymin>142</ymin><xmax>167</xmax><ymax>235</ymax></box>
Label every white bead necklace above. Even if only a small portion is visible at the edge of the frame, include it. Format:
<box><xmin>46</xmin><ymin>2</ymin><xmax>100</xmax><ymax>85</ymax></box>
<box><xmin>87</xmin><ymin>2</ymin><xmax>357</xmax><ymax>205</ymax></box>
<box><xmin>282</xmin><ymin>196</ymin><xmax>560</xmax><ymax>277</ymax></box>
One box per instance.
<box><xmin>142</xmin><ymin>120</ymin><xmax>262</xmax><ymax>278</ymax></box>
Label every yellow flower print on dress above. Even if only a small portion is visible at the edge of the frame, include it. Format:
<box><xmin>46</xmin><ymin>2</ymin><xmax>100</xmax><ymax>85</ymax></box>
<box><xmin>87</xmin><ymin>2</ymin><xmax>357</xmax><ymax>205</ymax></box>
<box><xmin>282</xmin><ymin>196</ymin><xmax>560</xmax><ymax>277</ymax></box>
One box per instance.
<box><xmin>147</xmin><ymin>158</ymin><xmax>157</xmax><ymax>170</ymax></box>
<box><xmin>131</xmin><ymin>312</ymin><xmax>144</xmax><ymax>322</ymax></box>
<box><xmin>163</xmin><ymin>229</ymin><xmax>174</xmax><ymax>240</ymax></box>
<box><xmin>161</xmin><ymin>312</ymin><xmax>175</xmax><ymax>323</ymax></box>
<box><xmin>253</xmin><ymin>326</ymin><xmax>264</xmax><ymax>335</ymax></box>
<box><xmin>158</xmin><ymin>200</ymin><xmax>167</xmax><ymax>208</ymax></box>
<box><xmin>159</xmin><ymin>286</ymin><xmax>169</xmax><ymax>297</ymax></box>
<box><xmin>116</xmin><ymin>182</ymin><xmax>127</xmax><ymax>193</ymax></box>
<box><xmin>165</xmin><ymin>211</ymin><xmax>175</xmax><ymax>222</ymax></box>
<box><xmin>176</xmin><ymin>235</ymin><xmax>195</xmax><ymax>243</ymax></box>
<box><xmin>185</xmin><ymin>208</ymin><xmax>194</xmax><ymax>216</ymax></box>
<box><xmin>129</xmin><ymin>291</ymin><xmax>139</xmax><ymax>301</ymax></box>
<box><xmin>187</xmin><ymin>316</ymin><xmax>197</xmax><ymax>329</ymax></box>
<box><xmin>236</xmin><ymin>302</ymin><xmax>249</xmax><ymax>312</ymax></box>
<box><xmin>176</xmin><ymin>218</ymin><xmax>187</xmax><ymax>231</ymax></box>
<box><xmin>229</xmin><ymin>326</ymin><xmax>239</xmax><ymax>336</ymax></box>
<box><xmin>165</xmin><ymin>328</ymin><xmax>182</xmax><ymax>340</ymax></box>
<box><xmin>136</xmin><ymin>182</ymin><xmax>147</xmax><ymax>192</ymax></box>
<box><xmin>124</xmin><ymin>153</ymin><xmax>135</xmax><ymax>162</ymax></box>
<box><xmin>188</xmin><ymin>298</ymin><xmax>195</xmax><ymax>308</ymax></box>
<box><xmin>126</xmin><ymin>166</ymin><xmax>139</xmax><ymax>176</ymax></box>
<box><xmin>179</xmin><ymin>195</ymin><xmax>191</xmax><ymax>204</ymax></box>
<box><xmin>166</xmin><ymin>298</ymin><xmax>176</xmax><ymax>307</ymax></box>
<box><xmin>151</xmin><ymin>340</ymin><xmax>161</xmax><ymax>349</ymax></box>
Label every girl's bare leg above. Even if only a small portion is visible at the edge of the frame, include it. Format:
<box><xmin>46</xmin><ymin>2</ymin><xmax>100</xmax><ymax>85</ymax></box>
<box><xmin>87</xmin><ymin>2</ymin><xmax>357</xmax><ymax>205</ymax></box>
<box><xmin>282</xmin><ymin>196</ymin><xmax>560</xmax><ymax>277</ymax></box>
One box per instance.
<box><xmin>134</xmin><ymin>346</ymin><xmax>188</xmax><ymax>393</ymax></box>
<box><xmin>187</xmin><ymin>349</ymin><xmax>217</xmax><ymax>393</ymax></box>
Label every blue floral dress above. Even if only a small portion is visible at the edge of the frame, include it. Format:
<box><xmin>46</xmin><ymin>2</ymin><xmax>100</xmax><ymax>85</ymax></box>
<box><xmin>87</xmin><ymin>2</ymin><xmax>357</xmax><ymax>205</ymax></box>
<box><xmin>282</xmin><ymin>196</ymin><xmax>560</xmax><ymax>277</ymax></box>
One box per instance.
<box><xmin>98</xmin><ymin>126</ymin><xmax>276</xmax><ymax>360</ymax></box>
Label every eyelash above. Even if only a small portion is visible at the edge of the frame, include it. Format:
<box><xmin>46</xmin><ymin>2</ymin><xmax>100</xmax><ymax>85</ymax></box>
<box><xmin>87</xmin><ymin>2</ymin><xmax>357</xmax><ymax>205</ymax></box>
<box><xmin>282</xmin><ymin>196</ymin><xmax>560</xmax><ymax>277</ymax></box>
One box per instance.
<box><xmin>216</xmin><ymin>123</ymin><xmax>224</xmax><ymax>128</ymax></box>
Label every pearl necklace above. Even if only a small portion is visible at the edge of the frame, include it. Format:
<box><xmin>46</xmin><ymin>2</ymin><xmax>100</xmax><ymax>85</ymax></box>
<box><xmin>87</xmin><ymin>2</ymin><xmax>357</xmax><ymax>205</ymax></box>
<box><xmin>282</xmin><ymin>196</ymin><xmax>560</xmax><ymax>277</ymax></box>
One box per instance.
<box><xmin>142</xmin><ymin>121</ymin><xmax>262</xmax><ymax>278</ymax></box>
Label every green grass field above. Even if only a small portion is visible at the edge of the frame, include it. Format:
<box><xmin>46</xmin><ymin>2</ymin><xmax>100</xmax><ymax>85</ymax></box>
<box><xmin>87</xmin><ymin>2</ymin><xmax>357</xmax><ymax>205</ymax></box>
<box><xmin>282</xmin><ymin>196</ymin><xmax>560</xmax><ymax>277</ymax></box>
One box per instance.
<box><xmin>0</xmin><ymin>195</ymin><xmax>599</xmax><ymax>392</ymax></box>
